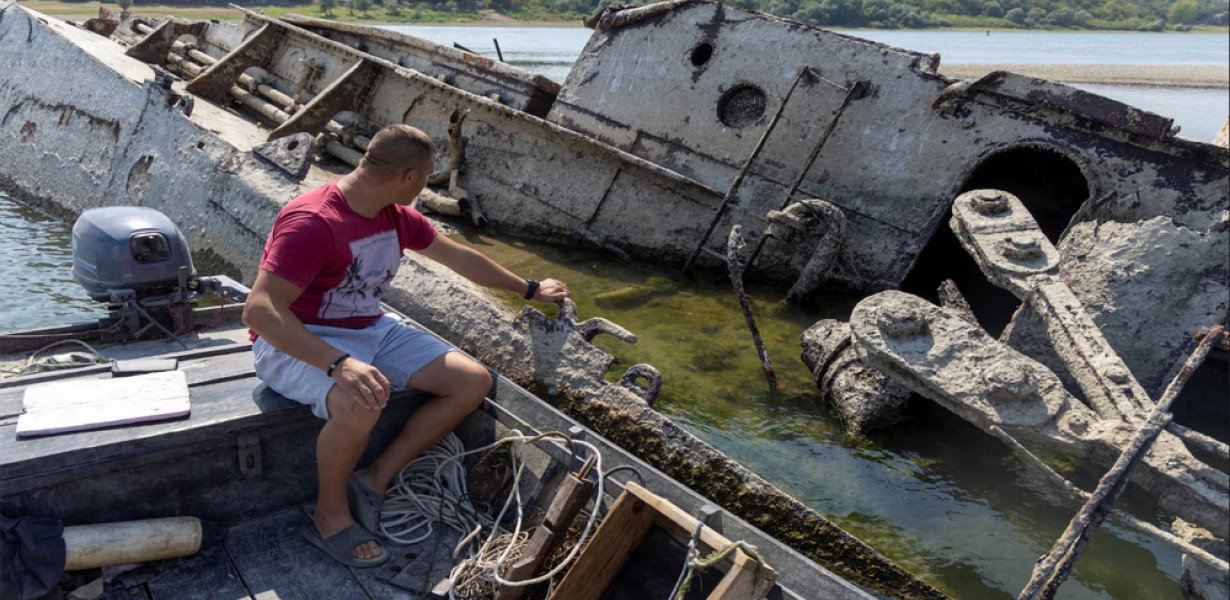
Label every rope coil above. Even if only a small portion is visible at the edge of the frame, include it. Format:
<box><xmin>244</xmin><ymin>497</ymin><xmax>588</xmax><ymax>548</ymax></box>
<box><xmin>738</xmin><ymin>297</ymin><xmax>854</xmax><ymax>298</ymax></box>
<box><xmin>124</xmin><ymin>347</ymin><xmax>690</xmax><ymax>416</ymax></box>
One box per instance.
<box><xmin>376</xmin><ymin>430</ymin><xmax>606</xmax><ymax>599</ymax></box>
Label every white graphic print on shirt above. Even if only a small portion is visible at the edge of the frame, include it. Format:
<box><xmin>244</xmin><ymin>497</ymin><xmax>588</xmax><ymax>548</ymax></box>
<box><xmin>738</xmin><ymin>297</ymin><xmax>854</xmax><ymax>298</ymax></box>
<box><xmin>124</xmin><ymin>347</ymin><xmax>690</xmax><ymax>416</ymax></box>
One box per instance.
<box><xmin>318</xmin><ymin>230</ymin><xmax>400</xmax><ymax>319</ymax></box>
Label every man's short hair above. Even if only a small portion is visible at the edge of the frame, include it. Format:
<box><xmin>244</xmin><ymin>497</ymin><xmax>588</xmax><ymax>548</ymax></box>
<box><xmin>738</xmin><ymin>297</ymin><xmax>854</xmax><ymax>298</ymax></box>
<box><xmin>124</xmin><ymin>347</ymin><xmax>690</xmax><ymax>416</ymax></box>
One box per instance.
<box><xmin>360</xmin><ymin>124</ymin><xmax>435</xmax><ymax>175</ymax></box>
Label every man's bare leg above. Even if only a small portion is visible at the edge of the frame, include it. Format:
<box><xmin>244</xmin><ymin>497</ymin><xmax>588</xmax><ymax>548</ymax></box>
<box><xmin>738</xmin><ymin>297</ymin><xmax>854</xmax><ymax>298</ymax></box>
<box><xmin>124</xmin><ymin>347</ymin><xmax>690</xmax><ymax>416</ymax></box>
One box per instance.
<box><xmin>313</xmin><ymin>384</ymin><xmax>384</xmax><ymax>560</ymax></box>
<box><xmin>354</xmin><ymin>352</ymin><xmax>491</xmax><ymax>496</ymax></box>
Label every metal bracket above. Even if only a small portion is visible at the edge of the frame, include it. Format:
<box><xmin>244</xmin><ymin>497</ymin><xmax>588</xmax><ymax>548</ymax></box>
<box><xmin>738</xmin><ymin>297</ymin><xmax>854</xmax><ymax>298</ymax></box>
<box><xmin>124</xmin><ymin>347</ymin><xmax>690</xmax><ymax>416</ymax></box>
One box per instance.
<box><xmin>698</xmin><ymin>502</ymin><xmax>723</xmax><ymax>534</ymax></box>
<box><xmin>237</xmin><ymin>432</ymin><xmax>262</xmax><ymax>479</ymax></box>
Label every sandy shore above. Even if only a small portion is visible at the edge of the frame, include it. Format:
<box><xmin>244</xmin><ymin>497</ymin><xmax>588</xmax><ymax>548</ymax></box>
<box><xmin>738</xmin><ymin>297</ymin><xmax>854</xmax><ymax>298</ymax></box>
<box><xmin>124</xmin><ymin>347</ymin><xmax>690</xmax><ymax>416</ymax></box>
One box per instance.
<box><xmin>938</xmin><ymin>64</ymin><xmax>1228</xmax><ymax>89</ymax></box>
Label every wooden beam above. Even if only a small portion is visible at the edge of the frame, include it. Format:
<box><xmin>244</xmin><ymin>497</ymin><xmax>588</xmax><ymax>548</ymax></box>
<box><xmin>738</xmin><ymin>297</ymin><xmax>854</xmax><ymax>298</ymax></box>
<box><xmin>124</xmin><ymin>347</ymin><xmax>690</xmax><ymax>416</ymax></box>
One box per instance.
<box><xmin>549</xmin><ymin>482</ymin><xmax>776</xmax><ymax>600</ymax></box>
<box><xmin>547</xmin><ymin>489</ymin><xmax>657</xmax><ymax>599</ymax></box>
<box><xmin>627</xmin><ymin>482</ymin><xmax>776</xmax><ymax>594</ymax></box>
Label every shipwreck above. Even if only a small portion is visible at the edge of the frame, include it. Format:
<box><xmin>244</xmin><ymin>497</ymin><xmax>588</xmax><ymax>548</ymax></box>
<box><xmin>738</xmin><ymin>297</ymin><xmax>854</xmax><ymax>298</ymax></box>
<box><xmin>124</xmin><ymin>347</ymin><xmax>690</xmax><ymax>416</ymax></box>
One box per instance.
<box><xmin>0</xmin><ymin>0</ymin><xmax>1226</xmax><ymax>597</ymax></box>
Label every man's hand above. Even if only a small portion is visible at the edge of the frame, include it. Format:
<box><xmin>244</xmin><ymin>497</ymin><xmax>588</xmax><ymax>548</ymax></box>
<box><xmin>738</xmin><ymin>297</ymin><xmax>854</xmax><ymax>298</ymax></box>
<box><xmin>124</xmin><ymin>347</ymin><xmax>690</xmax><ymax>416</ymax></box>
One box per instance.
<box><xmin>533</xmin><ymin>278</ymin><xmax>570</xmax><ymax>302</ymax></box>
<box><xmin>333</xmin><ymin>357</ymin><xmax>391</xmax><ymax>410</ymax></box>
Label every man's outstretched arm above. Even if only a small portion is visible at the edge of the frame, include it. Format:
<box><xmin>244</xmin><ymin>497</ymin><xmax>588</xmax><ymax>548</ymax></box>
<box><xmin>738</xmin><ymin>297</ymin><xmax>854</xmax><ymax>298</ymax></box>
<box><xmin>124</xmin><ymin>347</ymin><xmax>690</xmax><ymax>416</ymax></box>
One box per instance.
<box><xmin>415</xmin><ymin>235</ymin><xmax>569</xmax><ymax>301</ymax></box>
<box><xmin>242</xmin><ymin>270</ymin><xmax>391</xmax><ymax>409</ymax></box>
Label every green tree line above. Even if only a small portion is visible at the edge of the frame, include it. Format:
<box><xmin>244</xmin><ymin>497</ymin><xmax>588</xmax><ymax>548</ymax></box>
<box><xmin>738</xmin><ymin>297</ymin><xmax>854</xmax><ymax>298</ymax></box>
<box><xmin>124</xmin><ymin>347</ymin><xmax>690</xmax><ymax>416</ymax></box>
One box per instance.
<box><xmin>94</xmin><ymin>0</ymin><xmax>1230</xmax><ymax>30</ymax></box>
<box><xmin>333</xmin><ymin>0</ymin><xmax>1228</xmax><ymax>29</ymax></box>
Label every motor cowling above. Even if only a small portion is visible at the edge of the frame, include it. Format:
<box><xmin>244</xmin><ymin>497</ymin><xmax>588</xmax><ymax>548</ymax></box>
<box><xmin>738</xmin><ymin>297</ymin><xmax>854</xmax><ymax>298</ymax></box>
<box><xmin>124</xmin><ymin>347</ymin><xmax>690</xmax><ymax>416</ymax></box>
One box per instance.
<box><xmin>71</xmin><ymin>206</ymin><xmax>195</xmax><ymax>302</ymax></box>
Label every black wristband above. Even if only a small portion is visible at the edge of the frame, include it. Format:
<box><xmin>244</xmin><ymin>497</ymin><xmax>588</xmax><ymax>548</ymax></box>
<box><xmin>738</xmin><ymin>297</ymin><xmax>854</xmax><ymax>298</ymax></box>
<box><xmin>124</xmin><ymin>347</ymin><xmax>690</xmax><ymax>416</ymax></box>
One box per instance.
<box><xmin>326</xmin><ymin>353</ymin><xmax>350</xmax><ymax>378</ymax></box>
<box><xmin>523</xmin><ymin>279</ymin><xmax>539</xmax><ymax>300</ymax></box>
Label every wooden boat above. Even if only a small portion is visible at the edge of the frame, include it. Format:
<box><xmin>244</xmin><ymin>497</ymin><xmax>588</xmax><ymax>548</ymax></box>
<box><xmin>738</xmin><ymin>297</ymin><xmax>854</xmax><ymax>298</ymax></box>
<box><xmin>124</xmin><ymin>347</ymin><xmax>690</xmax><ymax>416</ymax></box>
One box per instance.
<box><xmin>0</xmin><ymin>303</ymin><xmax>873</xmax><ymax>599</ymax></box>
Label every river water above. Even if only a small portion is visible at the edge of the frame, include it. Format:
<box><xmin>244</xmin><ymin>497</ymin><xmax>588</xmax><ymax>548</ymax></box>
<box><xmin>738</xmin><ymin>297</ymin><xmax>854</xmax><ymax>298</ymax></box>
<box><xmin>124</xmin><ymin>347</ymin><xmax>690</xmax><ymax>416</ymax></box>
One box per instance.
<box><xmin>3</xmin><ymin>25</ymin><xmax>1227</xmax><ymax>599</ymax></box>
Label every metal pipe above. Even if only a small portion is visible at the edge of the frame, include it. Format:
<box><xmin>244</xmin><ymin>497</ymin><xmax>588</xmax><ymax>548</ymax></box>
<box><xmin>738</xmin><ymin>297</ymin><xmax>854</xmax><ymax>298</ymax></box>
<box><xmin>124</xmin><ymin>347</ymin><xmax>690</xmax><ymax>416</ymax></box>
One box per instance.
<box><xmin>325</xmin><ymin>141</ymin><xmax>363</xmax><ymax>168</ymax></box>
<box><xmin>187</xmin><ymin>48</ymin><xmax>216</xmax><ymax>66</ymax></box>
<box><xmin>166</xmin><ymin>52</ymin><xmax>203</xmax><ymax>78</ymax></box>
<box><xmin>134</xmin><ymin>22</ymin><xmax>154</xmax><ymax>35</ymax></box>
<box><xmin>237</xmin><ymin>73</ymin><xmax>298</xmax><ymax>112</ymax></box>
<box><xmin>229</xmin><ymin>85</ymin><xmax>289</xmax><ymax>124</ymax></box>
<box><xmin>169</xmin><ymin>42</ymin><xmax>217</xmax><ymax>66</ymax></box>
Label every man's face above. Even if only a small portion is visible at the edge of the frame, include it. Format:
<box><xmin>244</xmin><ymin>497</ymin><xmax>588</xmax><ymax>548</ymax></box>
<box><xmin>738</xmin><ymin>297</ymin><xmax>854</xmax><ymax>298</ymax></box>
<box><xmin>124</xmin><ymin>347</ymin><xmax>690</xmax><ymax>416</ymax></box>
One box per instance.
<box><xmin>395</xmin><ymin>158</ymin><xmax>433</xmax><ymax>205</ymax></box>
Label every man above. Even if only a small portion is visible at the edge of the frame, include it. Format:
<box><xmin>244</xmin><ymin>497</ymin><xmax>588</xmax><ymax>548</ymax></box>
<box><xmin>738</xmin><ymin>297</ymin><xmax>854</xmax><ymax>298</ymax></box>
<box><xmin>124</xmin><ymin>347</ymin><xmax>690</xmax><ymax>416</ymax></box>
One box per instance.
<box><xmin>242</xmin><ymin>124</ymin><xmax>568</xmax><ymax>567</ymax></box>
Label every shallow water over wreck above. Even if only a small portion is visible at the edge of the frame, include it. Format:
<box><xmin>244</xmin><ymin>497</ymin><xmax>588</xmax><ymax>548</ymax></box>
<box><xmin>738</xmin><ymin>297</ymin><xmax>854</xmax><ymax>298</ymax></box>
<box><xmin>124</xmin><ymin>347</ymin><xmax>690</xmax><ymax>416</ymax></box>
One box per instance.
<box><xmin>453</xmin><ymin>229</ymin><xmax>1186</xmax><ymax>599</ymax></box>
<box><xmin>0</xmin><ymin>193</ymin><xmax>101</xmax><ymax>331</ymax></box>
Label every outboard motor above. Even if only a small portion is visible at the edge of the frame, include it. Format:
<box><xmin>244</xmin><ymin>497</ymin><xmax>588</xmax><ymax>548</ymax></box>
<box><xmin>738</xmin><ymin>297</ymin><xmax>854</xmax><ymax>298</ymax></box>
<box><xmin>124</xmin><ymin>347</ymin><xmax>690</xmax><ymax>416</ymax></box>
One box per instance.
<box><xmin>72</xmin><ymin>207</ymin><xmax>247</xmax><ymax>342</ymax></box>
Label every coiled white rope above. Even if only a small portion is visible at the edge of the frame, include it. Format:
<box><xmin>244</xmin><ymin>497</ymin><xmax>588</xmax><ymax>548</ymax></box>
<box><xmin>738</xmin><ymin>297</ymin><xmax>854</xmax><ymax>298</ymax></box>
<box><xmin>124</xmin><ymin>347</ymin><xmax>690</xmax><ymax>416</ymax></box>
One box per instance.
<box><xmin>376</xmin><ymin>430</ymin><xmax>605</xmax><ymax>599</ymax></box>
<box><xmin>379</xmin><ymin>432</ymin><xmax>484</xmax><ymax>545</ymax></box>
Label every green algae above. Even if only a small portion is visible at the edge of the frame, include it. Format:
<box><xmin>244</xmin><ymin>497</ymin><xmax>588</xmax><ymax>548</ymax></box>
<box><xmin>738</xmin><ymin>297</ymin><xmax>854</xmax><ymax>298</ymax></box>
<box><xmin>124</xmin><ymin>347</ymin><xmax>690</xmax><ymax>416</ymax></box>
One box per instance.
<box><xmin>449</xmin><ymin>229</ymin><xmax>1187</xmax><ymax>600</ymax></box>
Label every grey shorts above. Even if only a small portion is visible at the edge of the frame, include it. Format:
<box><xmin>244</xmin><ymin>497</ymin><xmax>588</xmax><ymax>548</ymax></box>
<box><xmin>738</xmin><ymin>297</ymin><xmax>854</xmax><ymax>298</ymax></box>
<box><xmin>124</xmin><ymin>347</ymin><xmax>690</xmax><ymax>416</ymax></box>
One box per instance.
<box><xmin>252</xmin><ymin>314</ymin><xmax>454</xmax><ymax>420</ymax></box>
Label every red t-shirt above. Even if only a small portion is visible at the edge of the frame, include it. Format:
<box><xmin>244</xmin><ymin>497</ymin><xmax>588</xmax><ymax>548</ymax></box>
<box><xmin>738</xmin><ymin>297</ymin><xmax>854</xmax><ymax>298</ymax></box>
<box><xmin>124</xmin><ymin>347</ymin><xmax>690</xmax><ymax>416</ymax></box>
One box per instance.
<box><xmin>259</xmin><ymin>181</ymin><xmax>436</xmax><ymax>330</ymax></box>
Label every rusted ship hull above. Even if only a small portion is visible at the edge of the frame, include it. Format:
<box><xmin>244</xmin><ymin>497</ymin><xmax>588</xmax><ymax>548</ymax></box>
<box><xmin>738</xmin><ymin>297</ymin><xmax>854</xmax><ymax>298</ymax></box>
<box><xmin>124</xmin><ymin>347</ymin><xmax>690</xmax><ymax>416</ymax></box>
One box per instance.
<box><xmin>0</xmin><ymin>3</ymin><xmax>945</xmax><ymax>596</ymax></box>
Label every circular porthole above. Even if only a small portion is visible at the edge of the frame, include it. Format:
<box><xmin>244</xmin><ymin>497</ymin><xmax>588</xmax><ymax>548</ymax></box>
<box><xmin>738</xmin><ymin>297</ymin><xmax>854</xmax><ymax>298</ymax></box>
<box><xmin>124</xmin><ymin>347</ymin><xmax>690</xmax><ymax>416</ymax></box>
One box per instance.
<box><xmin>690</xmin><ymin>42</ymin><xmax>713</xmax><ymax>66</ymax></box>
<box><xmin>717</xmin><ymin>85</ymin><xmax>767</xmax><ymax>129</ymax></box>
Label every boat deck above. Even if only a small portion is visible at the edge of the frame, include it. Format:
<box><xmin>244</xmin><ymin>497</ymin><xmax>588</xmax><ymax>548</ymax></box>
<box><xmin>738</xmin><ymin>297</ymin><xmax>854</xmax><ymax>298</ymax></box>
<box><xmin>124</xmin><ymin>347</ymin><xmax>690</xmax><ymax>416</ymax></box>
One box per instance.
<box><xmin>101</xmin><ymin>505</ymin><xmax>467</xmax><ymax>600</ymax></box>
<box><xmin>0</xmin><ymin>311</ymin><xmax>873</xmax><ymax>599</ymax></box>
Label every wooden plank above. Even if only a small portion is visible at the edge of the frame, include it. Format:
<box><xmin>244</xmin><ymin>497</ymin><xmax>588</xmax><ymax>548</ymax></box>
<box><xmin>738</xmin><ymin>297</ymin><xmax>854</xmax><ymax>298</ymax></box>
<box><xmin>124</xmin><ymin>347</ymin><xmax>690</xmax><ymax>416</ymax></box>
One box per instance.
<box><xmin>0</xmin><ymin>340</ymin><xmax>252</xmax><ymax>391</ymax></box>
<box><xmin>99</xmin><ymin>584</ymin><xmax>151</xmax><ymax>600</ymax></box>
<box><xmin>146</xmin><ymin>542</ymin><xmax>254</xmax><ymax>600</ymax></box>
<box><xmin>225</xmin><ymin>507</ymin><xmax>370</xmax><ymax>600</ymax></box>
<box><xmin>627</xmin><ymin>483</ymin><xmax>775</xmax><ymax>586</ymax></box>
<box><xmin>547</xmin><ymin>489</ymin><xmax>658</xmax><ymax>600</ymax></box>
<box><xmin>17</xmin><ymin>371</ymin><xmax>190</xmax><ymax>437</ymax></box>
<box><xmin>496</xmin><ymin>474</ymin><xmax>594</xmax><ymax>600</ymax></box>
<box><xmin>0</xmin><ymin>376</ymin><xmax>297</xmax><ymax>482</ymax></box>
<box><xmin>0</xmin><ymin>349</ymin><xmax>256</xmax><ymax>419</ymax></box>
<box><xmin>710</xmin><ymin>562</ymin><xmax>767</xmax><ymax>600</ymax></box>
<box><xmin>373</xmin><ymin>526</ymin><xmax>462</xmax><ymax>595</ymax></box>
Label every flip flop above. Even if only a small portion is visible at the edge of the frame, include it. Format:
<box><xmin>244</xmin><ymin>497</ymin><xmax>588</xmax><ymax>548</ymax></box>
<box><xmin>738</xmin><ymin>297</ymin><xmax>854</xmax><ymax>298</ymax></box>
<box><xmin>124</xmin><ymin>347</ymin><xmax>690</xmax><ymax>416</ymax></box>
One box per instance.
<box><xmin>303</xmin><ymin>522</ymin><xmax>389</xmax><ymax>568</ymax></box>
<box><xmin>347</xmin><ymin>475</ymin><xmax>384</xmax><ymax>535</ymax></box>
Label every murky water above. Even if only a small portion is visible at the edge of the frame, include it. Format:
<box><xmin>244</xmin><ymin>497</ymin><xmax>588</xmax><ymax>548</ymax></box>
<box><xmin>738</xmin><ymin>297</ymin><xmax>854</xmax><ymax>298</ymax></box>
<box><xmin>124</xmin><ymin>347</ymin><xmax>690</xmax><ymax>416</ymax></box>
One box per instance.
<box><xmin>0</xmin><ymin>193</ymin><xmax>102</xmax><ymax>331</ymax></box>
<box><xmin>454</xmin><ymin>229</ymin><xmax>1184</xmax><ymax>599</ymax></box>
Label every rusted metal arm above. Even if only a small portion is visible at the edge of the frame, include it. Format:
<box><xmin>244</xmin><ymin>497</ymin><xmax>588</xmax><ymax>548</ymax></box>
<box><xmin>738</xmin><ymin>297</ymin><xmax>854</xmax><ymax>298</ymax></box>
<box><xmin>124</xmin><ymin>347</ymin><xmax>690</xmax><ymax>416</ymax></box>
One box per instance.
<box><xmin>1018</xmin><ymin>325</ymin><xmax>1226</xmax><ymax>600</ymax></box>
<box><xmin>727</xmin><ymin>226</ymin><xmax>775</xmax><ymax>388</ymax></box>
<box><xmin>950</xmin><ymin>189</ymin><xmax>1152</xmax><ymax>421</ymax></box>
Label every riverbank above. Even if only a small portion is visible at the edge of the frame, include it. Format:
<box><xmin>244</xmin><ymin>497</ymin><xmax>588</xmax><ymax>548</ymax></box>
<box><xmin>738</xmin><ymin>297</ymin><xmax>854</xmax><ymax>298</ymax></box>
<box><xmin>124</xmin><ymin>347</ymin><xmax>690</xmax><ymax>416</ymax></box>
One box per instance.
<box><xmin>18</xmin><ymin>1</ymin><xmax>1228</xmax><ymax>33</ymax></box>
<box><xmin>16</xmin><ymin>1</ymin><xmax>584</xmax><ymax>25</ymax></box>
<box><xmin>938</xmin><ymin>63</ymin><xmax>1229</xmax><ymax>89</ymax></box>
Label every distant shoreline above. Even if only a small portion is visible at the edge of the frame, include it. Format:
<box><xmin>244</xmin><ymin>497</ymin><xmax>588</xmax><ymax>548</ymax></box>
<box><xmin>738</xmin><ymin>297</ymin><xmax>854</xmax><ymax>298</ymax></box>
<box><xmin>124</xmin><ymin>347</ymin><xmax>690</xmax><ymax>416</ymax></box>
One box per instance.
<box><xmin>938</xmin><ymin>64</ymin><xmax>1229</xmax><ymax>89</ymax></box>
<box><xmin>17</xmin><ymin>2</ymin><xmax>1229</xmax><ymax>34</ymax></box>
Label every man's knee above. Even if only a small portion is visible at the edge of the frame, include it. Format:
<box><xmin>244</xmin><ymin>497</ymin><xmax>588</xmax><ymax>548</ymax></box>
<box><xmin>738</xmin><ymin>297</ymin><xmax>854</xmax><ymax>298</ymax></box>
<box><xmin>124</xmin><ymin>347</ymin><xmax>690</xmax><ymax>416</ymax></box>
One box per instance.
<box><xmin>453</xmin><ymin>358</ymin><xmax>491</xmax><ymax>410</ymax></box>
<box><xmin>325</xmin><ymin>385</ymin><xmax>383</xmax><ymax>429</ymax></box>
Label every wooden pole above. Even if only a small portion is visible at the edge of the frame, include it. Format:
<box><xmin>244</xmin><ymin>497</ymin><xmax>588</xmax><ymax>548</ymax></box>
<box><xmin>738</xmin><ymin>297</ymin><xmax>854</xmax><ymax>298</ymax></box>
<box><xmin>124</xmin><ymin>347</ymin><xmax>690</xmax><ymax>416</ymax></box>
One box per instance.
<box><xmin>1017</xmin><ymin>325</ymin><xmax>1225</xmax><ymax>600</ymax></box>
<box><xmin>989</xmin><ymin>426</ymin><xmax>1228</xmax><ymax>577</ymax></box>
<box><xmin>494</xmin><ymin>473</ymin><xmax>595</xmax><ymax>600</ymax></box>
<box><xmin>726</xmin><ymin>226</ymin><xmax>776</xmax><ymax>389</ymax></box>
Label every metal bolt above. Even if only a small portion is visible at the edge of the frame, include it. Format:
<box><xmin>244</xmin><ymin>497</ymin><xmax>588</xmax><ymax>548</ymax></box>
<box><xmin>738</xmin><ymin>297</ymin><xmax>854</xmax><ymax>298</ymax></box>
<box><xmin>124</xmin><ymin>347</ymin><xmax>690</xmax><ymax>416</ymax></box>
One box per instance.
<box><xmin>1062</xmin><ymin>412</ymin><xmax>1089</xmax><ymax>435</ymax></box>
<box><xmin>983</xmin><ymin>362</ymin><xmax>1035</xmax><ymax>401</ymax></box>
<box><xmin>999</xmin><ymin>235</ymin><xmax>1043</xmax><ymax>261</ymax></box>
<box><xmin>969</xmin><ymin>191</ymin><xmax>1009</xmax><ymax>215</ymax></box>
<box><xmin>1104</xmin><ymin>365</ymin><xmax>1129</xmax><ymax>384</ymax></box>
<box><xmin>877</xmin><ymin>305</ymin><xmax>928</xmax><ymax>338</ymax></box>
